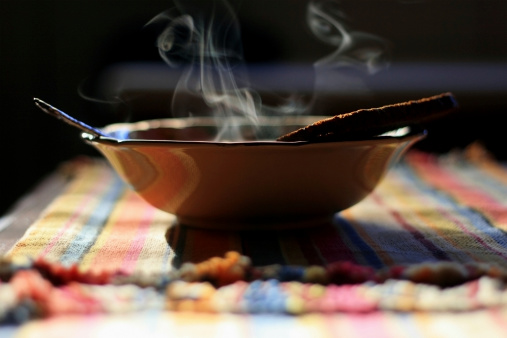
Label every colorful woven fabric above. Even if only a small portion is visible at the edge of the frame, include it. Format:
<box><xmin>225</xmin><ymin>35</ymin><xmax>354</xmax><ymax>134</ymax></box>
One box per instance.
<box><xmin>4</xmin><ymin>145</ymin><xmax>507</xmax><ymax>336</ymax></box>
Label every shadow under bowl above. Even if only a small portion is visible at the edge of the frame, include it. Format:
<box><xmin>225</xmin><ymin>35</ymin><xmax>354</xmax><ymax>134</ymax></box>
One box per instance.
<box><xmin>82</xmin><ymin>116</ymin><xmax>424</xmax><ymax>230</ymax></box>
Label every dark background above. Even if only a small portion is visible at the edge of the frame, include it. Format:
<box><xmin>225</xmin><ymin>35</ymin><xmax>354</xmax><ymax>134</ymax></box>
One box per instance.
<box><xmin>1</xmin><ymin>0</ymin><xmax>506</xmax><ymax>215</ymax></box>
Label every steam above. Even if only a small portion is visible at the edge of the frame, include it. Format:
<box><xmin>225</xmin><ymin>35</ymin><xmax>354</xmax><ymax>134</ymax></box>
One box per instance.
<box><xmin>149</xmin><ymin>0</ymin><xmax>390</xmax><ymax>141</ymax></box>
<box><xmin>308</xmin><ymin>0</ymin><xmax>390</xmax><ymax>73</ymax></box>
<box><xmin>149</xmin><ymin>1</ymin><xmax>265</xmax><ymax>141</ymax></box>
<box><xmin>307</xmin><ymin>0</ymin><xmax>390</xmax><ymax>96</ymax></box>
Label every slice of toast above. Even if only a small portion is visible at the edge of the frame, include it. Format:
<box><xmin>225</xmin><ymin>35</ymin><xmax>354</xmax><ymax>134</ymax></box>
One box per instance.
<box><xmin>277</xmin><ymin>92</ymin><xmax>458</xmax><ymax>142</ymax></box>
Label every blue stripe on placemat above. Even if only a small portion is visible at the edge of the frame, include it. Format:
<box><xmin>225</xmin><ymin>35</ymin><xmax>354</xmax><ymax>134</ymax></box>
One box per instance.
<box><xmin>59</xmin><ymin>175</ymin><xmax>125</xmax><ymax>266</ymax></box>
<box><xmin>333</xmin><ymin>215</ymin><xmax>384</xmax><ymax>269</ymax></box>
<box><xmin>400</xmin><ymin>163</ymin><xmax>507</xmax><ymax>256</ymax></box>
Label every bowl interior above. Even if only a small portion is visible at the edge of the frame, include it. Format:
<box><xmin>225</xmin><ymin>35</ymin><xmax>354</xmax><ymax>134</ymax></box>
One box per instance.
<box><xmin>100</xmin><ymin>116</ymin><xmax>413</xmax><ymax>143</ymax></box>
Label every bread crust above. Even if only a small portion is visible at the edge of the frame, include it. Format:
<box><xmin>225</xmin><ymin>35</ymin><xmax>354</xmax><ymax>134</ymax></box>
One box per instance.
<box><xmin>277</xmin><ymin>92</ymin><xmax>458</xmax><ymax>142</ymax></box>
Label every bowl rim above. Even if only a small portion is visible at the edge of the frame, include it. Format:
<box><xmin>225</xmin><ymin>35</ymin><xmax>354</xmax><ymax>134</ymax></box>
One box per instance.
<box><xmin>82</xmin><ymin>116</ymin><xmax>426</xmax><ymax>147</ymax></box>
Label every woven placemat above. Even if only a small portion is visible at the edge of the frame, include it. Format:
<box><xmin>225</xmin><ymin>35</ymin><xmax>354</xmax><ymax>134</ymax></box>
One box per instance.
<box><xmin>3</xmin><ymin>145</ymin><xmax>507</xmax><ymax>336</ymax></box>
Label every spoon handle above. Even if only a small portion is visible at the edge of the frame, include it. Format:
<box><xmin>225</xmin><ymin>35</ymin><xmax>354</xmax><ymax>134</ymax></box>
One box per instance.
<box><xmin>34</xmin><ymin>98</ymin><xmax>109</xmax><ymax>138</ymax></box>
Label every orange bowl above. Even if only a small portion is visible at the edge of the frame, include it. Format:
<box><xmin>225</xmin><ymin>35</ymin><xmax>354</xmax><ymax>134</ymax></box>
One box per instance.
<box><xmin>82</xmin><ymin>116</ymin><xmax>424</xmax><ymax>229</ymax></box>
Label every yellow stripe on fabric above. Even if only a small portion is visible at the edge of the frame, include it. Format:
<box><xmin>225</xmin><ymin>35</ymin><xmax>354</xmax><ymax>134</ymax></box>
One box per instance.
<box><xmin>372</xmin><ymin>169</ymin><xmax>507</xmax><ymax>265</ymax></box>
<box><xmin>162</xmin><ymin>312</ymin><xmax>249</xmax><ymax>337</ymax></box>
<box><xmin>292</xmin><ymin>314</ymin><xmax>335</xmax><ymax>338</ymax></box>
<box><xmin>408</xmin><ymin>151</ymin><xmax>507</xmax><ymax>233</ymax></box>
<box><xmin>78</xmin><ymin>190</ymin><xmax>134</xmax><ymax>273</ymax></box>
<box><xmin>81</xmin><ymin>190</ymin><xmax>175</xmax><ymax>276</ymax></box>
<box><xmin>345</xmin><ymin>183</ymin><xmax>441</xmax><ymax>264</ymax></box>
<box><xmin>411</xmin><ymin>209</ymin><xmax>482</xmax><ymax>262</ymax></box>
<box><xmin>130</xmin><ymin>207</ymin><xmax>177</xmax><ymax>275</ymax></box>
<box><xmin>376</xmin><ymin>181</ymin><xmax>452</xmax><ymax>247</ymax></box>
<box><xmin>7</xmin><ymin>160</ymin><xmax>112</xmax><ymax>260</ymax></box>
<box><xmin>377</xmin><ymin>175</ymin><xmax>485</xmax><ymax>263</ymax></box>
<box><xmin>404</xmin><ymin>155</ymin><xmax>507</xmax><ymax>263</ymax></box>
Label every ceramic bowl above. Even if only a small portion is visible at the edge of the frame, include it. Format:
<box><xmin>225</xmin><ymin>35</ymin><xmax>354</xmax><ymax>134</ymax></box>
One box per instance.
<box><xmin>82</xmin><ymin>116</ymin><xmax>424</xmax><ymax>229</ymax></box>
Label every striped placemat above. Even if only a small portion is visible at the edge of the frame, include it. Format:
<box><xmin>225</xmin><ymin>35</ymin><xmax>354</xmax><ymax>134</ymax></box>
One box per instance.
<box><xmin>3</xmin><ymin>144</ymin><xmax>507</xmax><ymax>337</ymax></box>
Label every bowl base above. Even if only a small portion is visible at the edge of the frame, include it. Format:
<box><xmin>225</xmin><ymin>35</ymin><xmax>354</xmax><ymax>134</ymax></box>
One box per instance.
<box><xmin>175</xmin><ymin>214</ymin><xmax>334</xmax><ymax>231</ymax></box>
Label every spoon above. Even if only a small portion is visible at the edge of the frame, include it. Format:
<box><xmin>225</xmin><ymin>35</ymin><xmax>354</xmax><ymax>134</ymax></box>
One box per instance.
<box><xmin>33</xmin><ymin>98</ymin><xmax>109</xmax><ymax>138</ymax></box>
